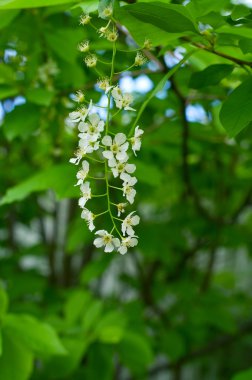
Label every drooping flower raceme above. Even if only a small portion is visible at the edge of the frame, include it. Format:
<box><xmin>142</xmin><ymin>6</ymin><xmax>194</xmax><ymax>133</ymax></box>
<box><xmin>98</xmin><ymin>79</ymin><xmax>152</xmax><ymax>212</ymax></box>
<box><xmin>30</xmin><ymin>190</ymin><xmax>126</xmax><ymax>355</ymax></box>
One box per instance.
<box><xmin>68</xmin><ymin>8</ymin><xmax>146</xmax><ymax>254</ymax></box>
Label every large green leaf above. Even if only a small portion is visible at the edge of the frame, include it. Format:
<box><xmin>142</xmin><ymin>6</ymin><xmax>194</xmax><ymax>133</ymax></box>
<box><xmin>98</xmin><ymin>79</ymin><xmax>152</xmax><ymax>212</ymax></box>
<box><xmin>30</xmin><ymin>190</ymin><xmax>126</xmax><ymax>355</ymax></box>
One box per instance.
<box><xmin>0</xmin><ymin>10</ymin><xmax>20</xmax><ymax>28</ymax></box>
<box><xmin>123</xmin><ymin>2</ymin><xmax>198</xmax><ymax>34</ymax></box>
<box><xmin>0</xmin><ymin>286</ymin><xmax>8</xmax><ymax>321</ymax></box>
<box><xmin>0</xmin><ymin>0</ymin><xmax>78</xmax><ymax>9</ymax></box>
<box><xmin>0</xmin><ymin>330</ymin><xmax>33</xmax><ymax>380</ymax></box>
<box><xmin>0</xmin><ymin>164</ymin><xmax>78</xmax><ymax>206</ymax></box>
<box><xmin>115</xmin><ymin>2</ymin><xmax>198</xmax><ymax>46</ymax></box>
<box><xmin>0</xmin><ymin>86</ymin><xmax>19</xmax><ymax>100</ymax></box>
<box><xmin>219</xmin><ymin>76</ymin><xmax>252</xmax><ymax>137</ymax></box>
<box><xmin>189</xmin><ymin>64</ymin><xmax>234</xmax><ymax>89</ymax></box>
<box><xmin>232</xmin><ymin>368</ymin><xmax>252</xmax><ymax>380</ymax></box>
<box><xmin>44</xmin><ymin>28</ymin><xmax>83</xmax><ymax>64</ymax></box>
<box><xmin>2</xmin><ymin>103</ymin><xmax>40</xmax><ymax>141</ymax></box>
<box><xmin>26</xmin><ymin>88</ymin><xmax>55</xmax><ymax>106</ymax></box>
<box><xmin>118</xmin><ymin>331</ymin><xmax>153</xmax><ymax>373</ymax></box>
<box><xmin>4</xmin><ymin>314</ymin><xmax>67</xmax><ymax>357</ymax></box>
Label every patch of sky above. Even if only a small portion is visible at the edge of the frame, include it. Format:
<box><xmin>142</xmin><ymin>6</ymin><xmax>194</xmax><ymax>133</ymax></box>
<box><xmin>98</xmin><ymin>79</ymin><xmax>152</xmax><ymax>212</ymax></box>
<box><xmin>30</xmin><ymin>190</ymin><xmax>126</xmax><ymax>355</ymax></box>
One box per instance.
<box><xmin>156</xmin><ymin>81</ymin><xmax>171</xmax><ymax>99</ymax></box>
<box><xmin>4</xmin><ymin>48</ymin><xmax>17</xmax><ymax>63</ymax></box>
<box><xmin>119</xmin><ymin>75</ymin><xmax>153</xmax><ymax>93</ymax></box>
<box><xmin>164</xmin><ymin>47</ymin><xmax>186</xmax><ymax>68</ymax></box>
<box><xmin>232</xmin><ymin>0</ymin><xmax>252</xmax><ymax>6</ymax></box>
<box><xmin>0</xmin><ymin>103</ymin><xmax>4</xmax><ymax>122</ymax></box>
<box><xmin>186</xmin><ymin>104</ymin><xmax>208</xmax><ymax>124</ymax></box>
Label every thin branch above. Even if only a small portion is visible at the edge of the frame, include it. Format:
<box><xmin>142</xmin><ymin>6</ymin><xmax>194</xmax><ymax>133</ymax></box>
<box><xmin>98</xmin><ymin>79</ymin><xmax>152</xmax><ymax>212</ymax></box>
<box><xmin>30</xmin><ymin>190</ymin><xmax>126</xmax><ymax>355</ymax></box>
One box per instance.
<box><xmin>150</xmin><ymin>319</ymin><xmax>252</xmax><ymax>376</ymax></box>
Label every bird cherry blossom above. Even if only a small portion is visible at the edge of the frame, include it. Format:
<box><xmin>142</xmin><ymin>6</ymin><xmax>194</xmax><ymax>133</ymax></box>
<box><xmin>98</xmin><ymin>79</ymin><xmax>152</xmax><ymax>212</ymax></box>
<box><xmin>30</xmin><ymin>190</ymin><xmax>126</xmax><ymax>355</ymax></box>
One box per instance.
<box><xmin>130</xmin><ymin>126</ymin><xmax>144</xmax><ymax>155</ymax></box>
<box><xmin>121</xmin><ymin>212</ymin><xmax>140</xmax><ymax>236</ymax></box>
<box><xmin>81</xmin><ymin>209</ymin><xmax>95</xmax><ymax>231</ymax></box>
<box><xmin>75</xmin><ymin>160</ymin><xmax>89</xmax><ymax>186</ymax></box>
<box><xmin>78</xmin><ymin>182</ymin><xmax>91</xmax><ymax>208</ymax></box>
<box><xmin>94</xmin><ymin>230</ymin><xmax>120</xmax><ymax>252</ymax></box>
<box><xmin>102</xmin><ymin>133</ymin><xmax>129</xmax><ymax>162</ymax></box>
<box><xmin>118</xmin><ymin>236</ymin><xmax>138</xmax><ymax>255</ymax></box>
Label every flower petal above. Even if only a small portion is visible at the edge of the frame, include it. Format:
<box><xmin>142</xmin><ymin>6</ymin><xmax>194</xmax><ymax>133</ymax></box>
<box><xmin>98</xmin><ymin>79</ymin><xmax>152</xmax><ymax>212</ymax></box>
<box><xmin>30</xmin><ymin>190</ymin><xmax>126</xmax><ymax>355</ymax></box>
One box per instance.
<box><xmin>102</xmin><ymin>135</ymin><xmax>112</xmax><ymax>146</ymax></box>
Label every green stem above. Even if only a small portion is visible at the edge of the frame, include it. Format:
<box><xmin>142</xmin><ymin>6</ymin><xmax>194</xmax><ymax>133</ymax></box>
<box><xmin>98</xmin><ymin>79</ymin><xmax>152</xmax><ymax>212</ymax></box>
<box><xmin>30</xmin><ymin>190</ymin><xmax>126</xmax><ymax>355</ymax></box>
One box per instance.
<box><xmin>103</xmin><ymin>34</ymin><xmax>123</xmax><ymax>239</ymax></box>
<box><xmin>114</xmin><ymin>63</ymin><xmax>135</xmax><ymax>74</ymax></box>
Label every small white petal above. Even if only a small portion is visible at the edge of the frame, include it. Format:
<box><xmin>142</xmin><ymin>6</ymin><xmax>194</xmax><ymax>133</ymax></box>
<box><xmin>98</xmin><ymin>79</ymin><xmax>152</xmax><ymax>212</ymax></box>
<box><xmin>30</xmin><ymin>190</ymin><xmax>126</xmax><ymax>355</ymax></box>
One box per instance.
<box><xmin>102</xmin><ymin>135</ymin><xmax>112</xmax><ymax>146</ymax></box>
<box><xmin>115</xmin><ymin>133</ymin><xmax>126</xmax><ymax>145</ymax></box>
<box><xmin>94</xmin><ymin>237</ymin><xmax>104</xmax><ymax>248</ymax></box>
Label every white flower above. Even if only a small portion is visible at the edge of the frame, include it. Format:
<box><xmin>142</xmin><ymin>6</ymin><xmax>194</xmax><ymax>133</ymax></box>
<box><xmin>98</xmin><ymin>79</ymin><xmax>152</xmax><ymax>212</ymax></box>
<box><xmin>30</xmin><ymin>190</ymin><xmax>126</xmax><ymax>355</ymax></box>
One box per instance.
<box><xmin>130</xmin><ymin>126</ymin><xmax>144</xmax><ymax>155</ymax></box>
<box><xmin>78</xmin><ymin>41</ymin><xmax>89</xmax><ymax>53</ymax></box>
<box><xmin>107</xmin><ymin>30</ymin><xmax>118</xmax><ymax>42</ymax></box>
<box><xmin>75</xmin><ymin>160</ymin><xmax>89</xmax><ymax>186</ymax></box>
<box><xmin>102</xmin><ymin>133</ymin><xmax>129</xmax><ymax>162</ymax></box>
<box><xmin>81</xmin><ymin>208</ymin><xmax>95</xmax><ymax>231</ymax></box>
<box><xmin>116</xmin><ymin>203</ymin><xmax>127</xmax><ymax>217</ymax></box>
<box><xmin>80</xmin><ymin>13</ymin><xmax>91</xmax><ymax>25</ymax></box>
<box><xmin>108</xmin><ymin>157</ymin><xmax>136</xmax><ymax>178</ymax></box>
<box><xmin>78</xmin><ymin>182</ymin><xmax>91</xmax><ymax>208</ymax></box>
<box><xmin>79</xmin><ymin>137</ymin><xmax>99</xmax><ymax>154</ymax></box>
<box><xmin>74</xmin><ymin>90</ymin><xmax>85</xmax><ymax>103</ymax></box>
<box><xmin>97</xmin><ymin>77</ymin><xmax>114</xmax><ymax>94</ymax></box>
<box><xmin>94</xmin><ymin>230</ymin><xmax>120</xmax><ymax>252</ymax></box>
<box><xmin>121</xmin><ymin>173</ymin><xmax>137</xmax><ymax>204</ymax></box>
<box><xmin>102</xmin><ymin>5</ymin><xmax>113</xmax><ymax>18</ymax></box>
<box><xmin>118</xmin><ymin>236</ymin><xmax>138</xmax><ymax>255</ymax></box>
<box><xmin>121</xmin><ymin>211</ymin><xmax>140</xmax><ymax>236</ymax></box>
<box><xmin>69</xmin><ymin>147</ymin><xmax>87</xmax><ymax>165</ymax></box>
<box><xmin>78</xmin><ymin>113</ymin><xmax>104</xmax><ymax>142</ymax></box>
<box><xmin>85</xmin><ymin>54</ymin><xmax>97</xmax><ymax>68</ymax></box>
<box><xmin>69</xmin><ymin>100</ymin><xmax>92</xmax><ymax>123</ymax></box>
<box><xmin>134</xmin><ymin>52</ymin><xmax>147</xmax><ymax>66</ymax></box>
<box><xmin>112</xmin><ymin>86</ymin><xmax>135</xmax><ymax>111</ymax></box>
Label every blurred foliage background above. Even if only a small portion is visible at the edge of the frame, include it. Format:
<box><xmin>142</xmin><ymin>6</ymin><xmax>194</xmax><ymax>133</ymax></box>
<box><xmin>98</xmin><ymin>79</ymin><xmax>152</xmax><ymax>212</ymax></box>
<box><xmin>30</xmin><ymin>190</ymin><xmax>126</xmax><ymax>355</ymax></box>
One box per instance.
<box><xmin>1</xmin><ymin>0</ymin><xmax>252</xmax><ymax>379</ymax></box>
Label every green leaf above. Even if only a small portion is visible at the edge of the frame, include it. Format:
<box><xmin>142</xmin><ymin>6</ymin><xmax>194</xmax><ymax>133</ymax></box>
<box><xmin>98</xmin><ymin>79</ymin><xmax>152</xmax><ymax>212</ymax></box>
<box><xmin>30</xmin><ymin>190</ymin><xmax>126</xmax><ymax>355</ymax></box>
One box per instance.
<box><xmin>0</xmin><ymin>286</ymin><xmax>8</xmax><ymax>320</ymax></box>
<box><xmin>189</xmin><ymin>64</ymin><xmax>234</xmax><ymax>89</ymax></box>
<box><xmin>186</xmin><ymin>0</ymin><xmax>229</xmax><ymax>17</ymax></box>
<box><xmin>136</xmin><ymin>161</ymin><xmax>162</xmax><ymax>186</ymax></box>
<box><xmin>0</xmin><ymin>330</ymin><xmax>2</xmax><ymax>356</ymax></box>
<box><xmin>0</xmin><ymin>86</ymin><xmax>19</xmax><ymax>100</ymax></box>
<box><xmin>123</xmin><ymin>2</ymin><xmax>198</xmax><ymax>34</ymax></box>
<box><xmin>4</xmin><ymin>314</ymin><xmax>67</xmax><ymax>357</ymax></box>
<box><xmin>82</xmin><ymin>301</ymin><xmax>103</xmax><ymax>333</ymax></box>
<box><xmin>64</xmin><ymin>290</ymin><xmax>91</xmax><ymax>325</ymax></box>
<box><xmin>231</xmin><ymin>5</ymin><xmax>251</xmax><ymax>21</ymax></box>
<box><xmin>44</xmin><ymin>28</ymin><xmax>83</xmax><ymax>64</ymax></box>
<box><xmin>0</xmin><ymin>10</ymin><xmax>20</xmax><ymax>28</ymax></box>
<box><xmin>232</xmin><ymin>368</ymin><xmax>252</xmax><ymax>380</ymax></box>
<box><xmin>2</xmin><ymin>103</ymin><xmax>40</xmax><ymax>141</ymax></box>
<box><xmin>0</xmin><ymin>64</ymin><xmax>15</xmax><ymax>84</ymax></box>
<box><xmin>216</xmin><ymin>25</ymin><xmax>252</xmax><ymax>40</ymax></box>
<box><xmin>239</xmin><ymin>38</ymin><xmax>252</xmax><ymax>54</ymax></box>
<box><xmin>26</xmin><ymin>88</ymin><xmax>55</xmax><ymax>106</ymax></box>
<box><xmin>0</xmin><ymin>330</ymin><xmax>33</xmax><ymax>380</ymax></box>
<box><xmin>95</xmin><ymin>311</ymin><xmax>126</xmax><ymax>344</ymax></box>
<box><xmin>41</xmin><ymin>338</ymin><xmax>87</xmax><ymax>379</ymax></box>
<box><xmin>66</xmin><ymin>217</ymin><xmax>92</xmax><ymax>253</ymax></box>
<box><xmin>0</xmin><ymin>164</ymin><xmax>79</xmax><ymax>206</ymax></box>
<box><xmin>0</xmin><ymin>0</ymin><xmax>78</xmax><ymax>9</ymax></box>
<box><xmin>115</xmin><ymin>3</ymin><xmax>198</xmax><ymax>46</ymax></box>
<box><xmin>219</xmin><ymin>76</ymin><xmax>252</xmax><ymax>137</ymax></box>
<box><xmin>118</xmin><ymin>332</ymin><xmax>153</xmax><ymax>373</ymax></box>
<box><xmin>162</xmin><ymin>330</ymin><xmax>186</xmax><ymax>361</ymax></box>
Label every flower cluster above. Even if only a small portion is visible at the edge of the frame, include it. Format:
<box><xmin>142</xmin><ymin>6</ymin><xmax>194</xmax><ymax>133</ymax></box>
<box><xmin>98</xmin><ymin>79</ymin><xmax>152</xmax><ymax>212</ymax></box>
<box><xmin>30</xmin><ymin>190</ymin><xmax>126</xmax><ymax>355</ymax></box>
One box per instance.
<box><xmin>69</xmin><ymin>90</ymin><xmax>143</xmax><ymax>254</ymax></box>
<box><xmin>68</xmin><ymin>8</ymin><xmax>147</xmax><ymax>254</ymax></box>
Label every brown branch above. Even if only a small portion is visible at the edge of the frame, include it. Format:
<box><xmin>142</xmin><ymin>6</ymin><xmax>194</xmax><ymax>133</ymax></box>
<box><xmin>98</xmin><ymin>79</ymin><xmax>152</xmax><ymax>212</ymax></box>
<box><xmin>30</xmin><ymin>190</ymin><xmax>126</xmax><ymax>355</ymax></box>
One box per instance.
<box><xmin>183</xmin><ymin>38</ymin><xmax>252</xmax><ymax>68</ymax></box>
<box><xmin>149</xmin><ymin>319</ymin><xmax>252</xmax><ymax>376</ymax></box>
